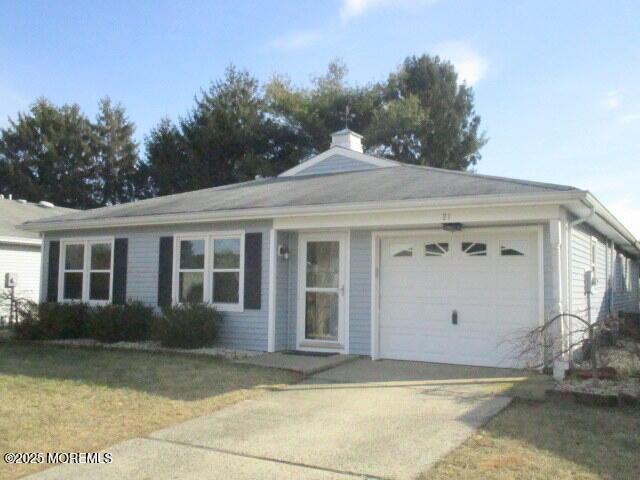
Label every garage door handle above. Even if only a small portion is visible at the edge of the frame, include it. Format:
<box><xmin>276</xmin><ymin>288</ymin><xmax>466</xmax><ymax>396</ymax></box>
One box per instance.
<box><xmin>452</xmin><ymin>310</ymin><xmax>458</xmax><ymax>325</ymax></box>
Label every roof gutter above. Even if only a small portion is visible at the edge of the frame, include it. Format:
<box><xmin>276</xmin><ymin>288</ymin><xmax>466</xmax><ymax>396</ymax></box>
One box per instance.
<box><xmin>579</xmin><ymin>192</ymin><xmax>640</xmax><ymax>255</ymax></box>
<box><xmin>569</xmin><ymin>203</ymin><xmax>595</xmax><ymax>229</ymax></box>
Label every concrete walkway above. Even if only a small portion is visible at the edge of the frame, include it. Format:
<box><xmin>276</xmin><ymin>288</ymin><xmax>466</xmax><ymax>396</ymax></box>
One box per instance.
<box><xmin>28</xmin><ymin>359</ymin><xmax>523</xmax><ymax>480</ymax></box>
<box><xmin>234</xmin><ymin>351</ymin><xmax>359</xmax><ymax>376</ymax></box>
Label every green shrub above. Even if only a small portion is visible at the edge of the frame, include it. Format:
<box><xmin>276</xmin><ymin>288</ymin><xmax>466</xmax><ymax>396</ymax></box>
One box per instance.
<box><xmin>12</xmin><ymin>301</ymin><xmax>44</xmax><ymax>340</ymax></box>
<box><xmin>13</xmin><ymin>301</ymin><xmax>156</xmax><ymax>343</ymax></box>
<box><xmin>38</xmin><ymin>303</ymin><xmax>91</xmax><ymax>339</ymax></box>
<box><xmin>153</xmin><ymin>303</ymin><xmax>220</xmax><ymax>349</ymax></box>
<box><xmin>87</xmin><ymin>302</ymin><xmax>156</xmax><ymax>343</ymax></box>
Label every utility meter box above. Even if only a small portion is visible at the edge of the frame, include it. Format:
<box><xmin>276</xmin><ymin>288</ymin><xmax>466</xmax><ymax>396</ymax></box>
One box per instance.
<box><xmin>584</xmin><ymin>270</ymin><xmax>597</xmax><ymax>295</ymax></box>
<box><xmin>5</xmin><ymin>273</ymin><xmax>18</xmax><ymax>288</ymax></box>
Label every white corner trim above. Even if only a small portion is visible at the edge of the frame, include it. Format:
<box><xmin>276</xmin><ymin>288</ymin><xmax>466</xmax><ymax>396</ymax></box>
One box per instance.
<box><xmin>370</xmin><ymin>233</ymin><xmax>380</xmax><ymax>360</ymax></box>
<box><xmin>267</xmin><ymin>229</ymin><xmax>277</xmax><ymax>352</ymax></box>
<box><xmin>537</xmin><ymin>225</ymin><xmax>545</xmax><ymax>329</ymax></box>
<box><xmin>279</xmin><ymin>147</ymin><xmax>399</xmax><ymax>177</ymax></box>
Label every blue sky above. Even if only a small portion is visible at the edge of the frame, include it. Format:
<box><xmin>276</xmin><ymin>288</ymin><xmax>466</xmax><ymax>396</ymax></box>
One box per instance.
<box><xmin>1</xmin><ymin>0</ymin><xmax>639</xmax><ymax>235</ymax></box>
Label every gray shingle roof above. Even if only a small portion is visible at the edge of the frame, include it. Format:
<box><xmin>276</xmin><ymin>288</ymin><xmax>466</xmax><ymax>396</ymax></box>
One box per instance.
<box><xmin>24</xmin><ymin>164</ymin><xmax>578</xmax><ymax>228</ymax></box>
<box><xmin>1</xmin><ymin>199</ymin><xmax>76</xmax><ymax>239</ymax></box>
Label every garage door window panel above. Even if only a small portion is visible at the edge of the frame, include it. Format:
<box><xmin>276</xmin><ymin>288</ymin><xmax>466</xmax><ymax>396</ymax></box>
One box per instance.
<box><xmin>462</xmin><ymin>242</ymin><xmax>487</xmax><ymax>256</ymax></box>
<box><xmin>500</xmin><ymin>240</ymin><xmax>527</xmax><ymax>257</ymax></box>
<box><xmin>390</xmin><ymin>243</ymin><xmax>413</xmax><ymax>258</ymax></box>
<box><xmin>424</xmin><ymin>242</ymin><xmax>449</xmax><ymax>257</ymax></box>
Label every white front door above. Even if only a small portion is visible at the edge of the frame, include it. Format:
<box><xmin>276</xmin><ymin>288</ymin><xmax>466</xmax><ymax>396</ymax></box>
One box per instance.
<box><xmin>378</xmin><ymin>228</ymin><xmax>539</xmax><ymax>368</ymax></box>
<box><xmin>297</xmin><ymin>233</ymin><xmax>347</xmax><ymax>351</ymax></box>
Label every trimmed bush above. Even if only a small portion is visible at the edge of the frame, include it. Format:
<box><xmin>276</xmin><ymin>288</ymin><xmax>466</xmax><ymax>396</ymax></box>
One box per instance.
<box><xmin>38</xmin><ymin>302</ymin><xmax>91</xmax><ymax>339</ymax></box>
<box><xmin>154</xmin><ymin>303</ymin><xmax>220</xmax><ymax>349</ymax></box>
<box><xmin>13</xmin><ymin>301</ymin><xmax>156</xmax><ymax>343</ymax></box>
<box><xmin>12</xmin><ymin>301</ymin><xmax>44</xmax><ymax>340</ymax></box>
<box><xmin>87</xmin><ymin>302</ymin><xmax>156</xmax><ymax>343</ymax></box>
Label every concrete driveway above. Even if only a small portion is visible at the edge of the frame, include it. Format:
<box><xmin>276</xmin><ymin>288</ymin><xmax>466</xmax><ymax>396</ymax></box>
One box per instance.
<box><xmin>28</xmin><ymin>359</ymin><xmax>527</xmax><ymax>480</ymax></box>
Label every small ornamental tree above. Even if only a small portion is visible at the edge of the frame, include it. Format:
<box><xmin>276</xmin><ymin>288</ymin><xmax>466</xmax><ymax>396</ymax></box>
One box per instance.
<box><xmin>513</xmin><ymin>312</ymin><xmax>622</xmax><ymax>386</ymax></box>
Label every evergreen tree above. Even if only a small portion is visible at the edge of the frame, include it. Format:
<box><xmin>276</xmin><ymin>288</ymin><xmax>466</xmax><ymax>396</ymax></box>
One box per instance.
<box><xmin>94</xmin><ymin>97</ymin><xmax>140</xmax><ymax>204</ymax></box>
<box><xmin>368</xmin><ymin>54</ymin><xmax>486</xmax><ymax>169</ymax></box>
<box><xmin>0</xmin><ymin>98</ymin><xmax>99</xmax><ymax>208</ymax></box>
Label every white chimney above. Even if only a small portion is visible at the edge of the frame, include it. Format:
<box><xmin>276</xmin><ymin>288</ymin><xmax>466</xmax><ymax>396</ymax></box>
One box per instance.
<box><xmin>330</xmin><ymin>129</ymin><xmax>363</xmax><ymax>153</ymax></box>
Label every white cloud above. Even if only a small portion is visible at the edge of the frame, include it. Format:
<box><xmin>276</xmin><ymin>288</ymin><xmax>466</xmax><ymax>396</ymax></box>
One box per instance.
<box><xmin>600</xmin><ymin>90</ymin><xmax>620</xmax><ymax>110</ymax></box>
<box><xmin>432</xmin><ymin>41</ymin><xmax>488</xmax><ymax>86</ymax></box>
<box><xmin>340</xmin><ymin>0</ymin><xmax>440</xmax><ymax>22</ymax></box>
<box><xmin>267</xmin><ymin>30</ymin><xmax>323</xmax><ymax>51</ymax></box>
<box><xmin>607</xmin><ymin>200</ymin><xmax>640</xmax><ymax>239</ymax></box>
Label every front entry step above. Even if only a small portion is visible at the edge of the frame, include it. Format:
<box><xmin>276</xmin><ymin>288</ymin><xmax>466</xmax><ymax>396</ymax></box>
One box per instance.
<box><xmin>234</xmin><ymin>352</ymin><xmax>359</xmax><ymax>376</ymax></box>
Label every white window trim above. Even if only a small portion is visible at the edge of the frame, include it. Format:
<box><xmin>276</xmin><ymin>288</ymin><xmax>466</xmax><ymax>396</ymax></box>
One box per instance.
<box><xmin>172</xmin><ymin>231</ymin><xmax>245</xmax><ymax>312</ymax></box>
<box><xmin>58</xmin><ymin>237</ymin><xmax>115</xmax><ymax>305</ymax></box>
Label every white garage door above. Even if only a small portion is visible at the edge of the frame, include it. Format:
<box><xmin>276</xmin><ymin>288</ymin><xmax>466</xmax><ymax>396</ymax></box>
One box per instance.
<box><xmin>379</xmin><ymin>229</ymin><xmax>539</xmax><ymax>368</ymax></box>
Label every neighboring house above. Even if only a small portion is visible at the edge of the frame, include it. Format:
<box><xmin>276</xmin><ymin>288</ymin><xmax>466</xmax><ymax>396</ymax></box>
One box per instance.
<box><xmin>0</xmin><ymin>196</ymin><xmax>75</xmax><ymax>324</ymax></box>
<box><xmin>23</xmin><ymin>130</ymin><xmax>640</xmax><ymax>371</ymax></box>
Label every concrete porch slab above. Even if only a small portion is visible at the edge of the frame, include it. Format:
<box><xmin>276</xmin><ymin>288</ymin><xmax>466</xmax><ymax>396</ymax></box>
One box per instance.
<box><xmin>234</xmin><ymin>352</ymin><xmax>359</xmax><ymax>376</ymax></box>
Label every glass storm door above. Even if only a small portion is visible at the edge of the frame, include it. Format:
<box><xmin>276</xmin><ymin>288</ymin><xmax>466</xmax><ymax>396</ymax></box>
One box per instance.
<box><xmin>298</xmin><ymin>233</ymin><xmax>346</xmax><ymax>349</ymax></box>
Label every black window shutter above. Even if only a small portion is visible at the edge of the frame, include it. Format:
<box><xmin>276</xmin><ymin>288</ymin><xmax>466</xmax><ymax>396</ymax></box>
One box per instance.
<box><xmin>244</xmin><ymin>233</ymin><xmax>262</xmax><ymax>310</ymax></box>
<box><xmin>112</xmin><ymin>238</ymin><xmax>128</xmax><ymax>305</ymax></box>
<box><xmin>157</xmin><ymin>236</ymin><xmax>174</xmax><ymax>307</ymax></box>
<box><xmin>46</xmin><ymin>241</ymin><xmax>60</xmax><ymax>302</ymax></box>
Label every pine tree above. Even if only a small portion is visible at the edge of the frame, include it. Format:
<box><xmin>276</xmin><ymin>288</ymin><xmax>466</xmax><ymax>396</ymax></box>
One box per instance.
<box><xmin>94</xmin><ymin>97</ymin><xmax>140</xmax><ymax>205</ymax></box>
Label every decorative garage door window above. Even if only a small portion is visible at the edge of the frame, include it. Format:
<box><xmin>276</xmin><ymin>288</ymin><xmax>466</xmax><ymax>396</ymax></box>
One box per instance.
<box><xmin>391</xmin><ymin>243</ymin><xmax>413</xmax><ymax>257</ymax></box>
<box><xmin>500</xmin><ymin>241</ymin><xmax>526</xmax><ymax>256</ymax></box>
<box><xmin>424</xmin><ymin>242</ymin><xmax>449</xmax><ymax>256</ymax></box>
<box><xmin>461</xmin><ymin>241</ymin><xmax>487</xmax><ymax>256</ymax></box>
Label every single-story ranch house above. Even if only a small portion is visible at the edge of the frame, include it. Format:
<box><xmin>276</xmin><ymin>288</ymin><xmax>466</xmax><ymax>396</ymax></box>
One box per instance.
<box><xmin>1</xmin><ymin>196</ymin><xmax>74</xmax><ymax>324</ymax></box>
<box><xmin>23</xmin><ymin>130</ymin><xmax>640</xmax><ymax>373</ymax></box>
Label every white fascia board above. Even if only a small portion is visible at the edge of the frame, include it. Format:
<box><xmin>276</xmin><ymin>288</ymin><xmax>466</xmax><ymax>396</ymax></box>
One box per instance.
<box><xmin>278</xmin><ymin>147</ymin><xmax>399</xmax><ymax>177</ymax></box>
<box><xmin>274</xmin><ymin>204</ymin><xmax>562</xmax><ymax>230</ymax></box>
<box><xmin>22</xmin><ymin>191</ymin><xmax>586</xmax><ymax>233</ymax></box>
<box><xmin>565</xmin><ymin>192</ymin><xmax>640</xmax><ymax>255</ymax></box>
<box><xmin>0</xmin><ymin>235</ymin><xmax>42</xmax><ymax>246</ymax></box>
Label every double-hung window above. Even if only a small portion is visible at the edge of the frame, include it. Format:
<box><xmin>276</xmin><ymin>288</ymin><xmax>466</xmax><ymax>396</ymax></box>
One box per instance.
<box><xmin>60</xmin><ymin>239</ymin><xmax>113</xmax><ymax>303</ymax></box>
<box><xmin>177</xmin><ymin>238</ymin><xmax>206</xmax><ymax>303</ymax></box>
<box><xmin>174</xmin><ymin>233</ymin><xmax>244</xmax><ymax>311</ymax></box>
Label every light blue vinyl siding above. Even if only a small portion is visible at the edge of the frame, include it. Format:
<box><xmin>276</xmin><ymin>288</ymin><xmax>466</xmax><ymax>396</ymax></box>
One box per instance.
<box><xmin>295</xmin><ymin>154</ymin><xmax>378</xmax><ymax>176</ymax></box>
<box><xmin>273</xmin><ymin>230</ymin><xmax>372</xmax><ymax>354</ymax></box>
<box><xmin>613</xmin><ymin>249</ymin><xmax>640</xmax><ymax>313</ymax></box>
<box><xmin>287</xmin><ymin>233</ymin><xmax>298</xmax><ymax>349</ymax></box>
<box><xmin>274</xmin><ymin>231</ymin><xmax>292</xmax><ymax>351</ymax></box>
<box><xmin>570</xmin><ymin>224</ymin><xmax>610</xmax><ymax>322</ymax></box>
<box><xmin>570</xmin><ymin>222</ymin><xmax>639</xmax><ymax>319</ymax></box>
<box><xmin>349</xmin><ymin>230</ymin><xmax>372</xmax><ymax>355</ymax></box>
<box><xmin>41</xmin><ymin>220</ymin><xmax>272</xmax><ymax>351</ymax></box>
